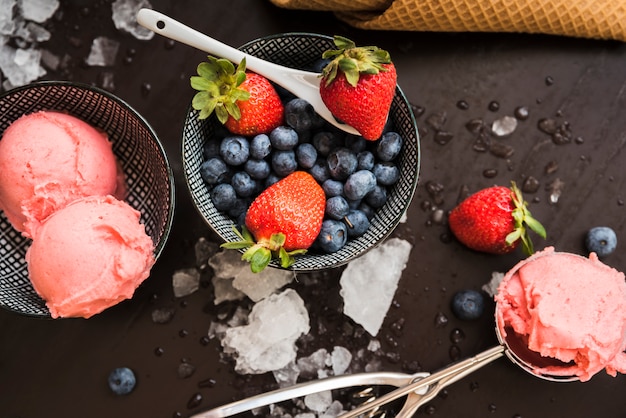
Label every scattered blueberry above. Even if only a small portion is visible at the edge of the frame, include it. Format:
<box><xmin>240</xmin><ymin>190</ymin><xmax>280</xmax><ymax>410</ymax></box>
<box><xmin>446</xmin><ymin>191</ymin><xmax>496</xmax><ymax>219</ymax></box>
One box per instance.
<box><xmin>265</xmin><ymin>173</ymin><xmax>281</xmax><ymax>188</ymax></box>
<box><xmin>202</xmin><ymin>138</ymin><xmax>221</xmax><ymax>159</ymax></box>
<box><xmin>365</xmin><ymin>184</ymin><xmax>388</xmax><ymax>208</ymax></box>
<box><xmin>373</xmin><ymin>162</ymin><xmax>400</xmax><ymax>186</ymax></box>
<box><xmin>326</xmin><ymin>196</ymin><xmax>350</xmax><ymax>220</ymax></box>
<box><xmin>228</xmin><ymin>198</ymin><xmax>249</xmax><ymax>220</ymax></box>
<box><xmin>357</xmin><ymin>150</ymin><xmax>375</xmax><ymax>171</ymax></box>
<box><xmin>271</xmin><ymin>150</ymin><xmax>297</xmax><ymax>177</ymax></box>
<box><xmin>231</xmin><ymin>171</ymin><xmax>258</xmax><ymax>198</ymax></box>
<box><xmin>313</xmin><ymin>131</ymin><xmax>341</xmax><ymax>156</ymax></box>
<box><xmin>377</xmin><ymin>131</ymin><xmax>403</xmax><ymax>161</ymax></box>
<box><xmin>358</xmin><ymin>202</ymin><xmax>376</xmax><ymax>220</ymax></box>
<box><xmin>250</xmin><ymin>134</ymin><xmax>271</xmax><ymax>159</ymax></box>
<box><xmin>296</xmin><ymin>143</ymin><xmax>318</xmax><ymax>169</ymax></box>
<box><xmin>309</xmin><ymin>159</ymin><xmax>330</xmax><ymax>183</ymax></box>
<box><xmin>220</xmin><ymin>136</ymin><xmax>250</xmax><ymax>166</ymax></box>
<box><xmin>344</xmin><ymin>170</ymin><xmax>377</xmax><ymax>201</ymax></box>
<box><xmin>270</xmin><ymin>126</ymin><xmax>299</xmax><ymax>150</ymax></box>
<box><xmin>108</xmin><ymin>367</ymin><xmax>136</xmax><ymax>395</ymax></box>
<box><xmin>284</xmin><ymin>98</ymin><xmax>317</xmax><ymax>132</ymax></box>
<box><xmin>244</xmin><ymin>158</ymin><xmax>271</xmax><ymax>180</ymax></box>
<box><xmin>316</xmin><ymin>219</ymin><xmax>348</xmax><ymax>253</ymax></box>
<box><xmin>200</xmin><ymin>157</ymin><xmax>231</xmax><ymax>185</ymax></box>
<box><xmin>585</xmin><ymin>226</ymin><xmax>617</xmax><ymax>257</ymax></box>
<box><xmin>327</xmin><ymin>147</ymin><xmax>358</xmax><ymax>181</ymax></box>
<box><xmin>344</xmin><ymin>209</ymin><xmax>370</xmax><ymax>237</ymax></box>
<box><xmin>210</xmin><ymin>183</ymin><xmax>237</xmax><ymax>211</ymax></box>
<box><xmin>345</xmin><ymin>135</ymin><xmax>367</xmax><ymax>153</ymax></box>
<box><xmin>322</xmin><ymin>179</ymin><xmax>344</xmax><ymax>197</ymax></box>
<box><xmin>451</xmin><ymin>289</ymin><xmax>485</xmax><ymax>321</ymax></box>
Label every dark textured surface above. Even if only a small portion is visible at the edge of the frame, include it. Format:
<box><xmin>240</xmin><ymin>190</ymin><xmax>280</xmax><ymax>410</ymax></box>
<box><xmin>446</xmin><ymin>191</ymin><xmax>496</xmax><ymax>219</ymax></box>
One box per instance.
<box><xmin>1</xmin><ymin>1</ymin><xmax>625</xmax><ymax>417</ymax></box>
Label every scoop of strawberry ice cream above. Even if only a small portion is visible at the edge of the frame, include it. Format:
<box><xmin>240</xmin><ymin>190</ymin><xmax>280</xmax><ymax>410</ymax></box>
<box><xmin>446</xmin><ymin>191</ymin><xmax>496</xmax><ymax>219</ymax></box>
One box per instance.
<box><xmin>0</xmin><ymin>111</ymin><xmax>124</xmax><ymax>237</ymax></box>
<box><xmin>495</xmin><ymin>247</ymin><xmax>626</xmax><ymax>381</ymax></box>
<box><xmin>26</xmin><ymin>195</ymin><xmax>155</xmax><ymax>319</ymax></box>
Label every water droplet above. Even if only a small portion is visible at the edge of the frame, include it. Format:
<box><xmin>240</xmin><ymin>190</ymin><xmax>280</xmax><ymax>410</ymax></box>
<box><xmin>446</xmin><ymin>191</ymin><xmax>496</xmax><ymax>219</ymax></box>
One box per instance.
<box><xmin>440</xmin><ymin>232</ymin><xmax>453</xmax><ymax>244</ymax></box>
<box><xmin>482</xmin><ymin>169</ymin><xmax>498</xmax><ymax>178</ymax></box>
<box><xmin>492</xmin><ymin>116</ymin><xmax>517</xmax><ymax>136</ymax></box>
<box><xmin>434</xmin><ymin>312</ymin><xmax>449</xmax><ymax>328</ymax></box>
<box><xmin>179</xmin><ymin>329</ymin><xmax>189</xmax><ymax>338</ymax></box>
<box><xmin>173</xmin><ymin>412</ymin><xmax>183</xmax><ymax>418</ymax></box>
<box><xmin>547</xmin><ymin>178</ymin><xmax>565</xmax><ymax>204</ymax></box>
<box><xmin>426</xmin><ymin>111</ymin><xmax>447</xmax><ymax>130</ymax></box>
<box><xmin>489</xmin><ymin>141</ymin><xmax>515</xmax><ymax>159</ymax></box>
<box><xmin>426</xmin><ymin>181</ymin><xmax>445</xmax><ymax>197</ymax></box>
<box><xmin>187</xmin><ymin>392</ymin><xmax>203</xmax><ymax>409</ymax></box>
<box><xmin>141</xmin><ymin>82</ymin><xmax>152</xmax><ymax>97</ymax></box>
<box><xmin>425</xmin><ymin>405</ymin><xmax>436</xmax><ymax>415</ymax></box>
<box><xmin>544</xmin><ymin>160</ymin><xmax>559</xmax><ymax>174</ymax></box>
<box><xmin>514</xmin><ymin>106</ymin><xmax>529</xmax><ymax>120</ymax></box>
<box><xmin>411</xmin><ymin>104</ymin><xmax>425</xmax><ymax>117</ymax></box>
<box><xmin>178</xmin><ymin>362</ymin><xmax>196</xmax><ymax>379</ymax></box>
<box><xmin>154</xmin><ymin>347</ymin><xmax>165</xmax><ymax>356</ymax></box>
<box><xmin>457</xmin><ymin>99</ymin><xmax>469</xmax><ymax>110</ymax></box>
<box><xmin>164</xmin><ymin>39</ymin><xmax>176</xmax><ymax>50</ymax></box>
<box><xmin>198</xmin><ymin>378</ymin><xmax>217</xmax><ymax>388</ymax></box>
<box><xmin>488</xmin><ymin>101</ymin><xmax>500</xmax><ymax>112</ymax></box>
<box><xmin>575</xmin><ymin>136</ymin><xmax>584</xmax><ymax>144</ymax></box>
<box><xmin>151</xmin><ymin>307</ymin><xmax>176</xmax><ymax>324</ymax></box>
<box><xmin>522</xmin><ymin>176</ymin><xmax>540</xmax><ymax>193</ymax></box>
<box><xmin>545</xmin><ymin>75</ymin><xmax>554</xmax><ymax>85</ymax></box>
<box><xmin>488</xmin><ymin>403</ymin><xmax>497</xmax><ymax>412</ymax></box>
<box><xmin>449</xmin><ymin>344</ymin><xmax>462</xmax><ymax>361</ymax></box>
<box><xmin>472</xmin><ymin>132</ymin><xmax>491</xmax><ymax>152</ymax></box>
<box><xmin>465</xmin><ymin>118</ymin><xmax>484</xmax><ymax>134</ymax></box>
<box><xmin>470</xmin><ymin>381</ymin><xmax>480</xmax><ymax>392</ymax></box>
<box><xmin>434</xmin><ymin>130</ymin><xmax>454</xmax><ymax>145</ymax></box>
<box><xmin>450</xmin><ymin>328</ymin><xmax>465</xmax><ymax>344</ymax></box>
<box><xmin>199</xmin><ymin>336</ymin><xmax>210</xmax><ymax>346</ymax></box>
<box><xmin>538</xmin><ymin>118</ymin><xmax>558</xmax><ymax>134</ymax></box>
<box><xmin>431</xmin><ymin>209</ymin><xmax>445</xmax><ymax>224</ymax></box>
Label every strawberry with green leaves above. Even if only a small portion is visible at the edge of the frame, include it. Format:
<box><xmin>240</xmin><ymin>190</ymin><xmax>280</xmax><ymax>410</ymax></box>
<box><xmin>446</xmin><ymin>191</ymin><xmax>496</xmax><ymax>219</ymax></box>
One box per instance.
<box><xmin>223</xmin><ymin>171</ymin><xmax>326</xmax><ymax>272</ymax></box>
<box><xmin>319</xmin><ymin>36</ymin><xmax>397</xmax><ymax>141</ymax></box>
<box><xmin>190</xmin><ymin>56</ymin><xmax>284</xmax><ymax>136</ymax></box>
<box><xmin>448</xmin><ymin>182</ymin><xmax>546</xmax><ymax>255</ymax></box>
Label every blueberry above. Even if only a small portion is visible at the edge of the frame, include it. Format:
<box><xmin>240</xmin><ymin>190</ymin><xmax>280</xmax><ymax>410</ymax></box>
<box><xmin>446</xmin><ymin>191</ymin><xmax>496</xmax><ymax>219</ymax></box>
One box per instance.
<box><xmin>200</xmin><ymin>157</ymin><xmax>231</xmax><ymax>185</ymax></box>
<box><xmin>265</xmin><ymin>173</ymin><xmax>281</xmax><ymax>187</ymax></box>
<box><xmin>358</xmin><ymin>202</ymin><xmax>376</xmax><ymax>220</ymax></box>
<box><xmin>231</xmin><ymin>171</ymin><xmax>258</xmax><ymax>198</ymax></box>
<box><xmin>377</xmin><ymin>131</ymin><xmax>403</xmax><ymax>161</ymax></box>
<box><xmin>345</xmin><ymin>135</ymin><xmax>367</xmax><ymax>153</ymax></box>
<box><xmin>327</xmin><ymin>147</ymin><xmax>358</xmax><ymax>181</ymax></box>
<box><xmin>365</xmin><ymin>184</ymin><xmax>388</xmax><ymax>208</ymax></box>
<box><xmin>322</xmin><ymin>179</ymin><xmax>344</xmax><ymax>197</ymax></box>
<box><xmin>356</xmin><ymin>150</ymin><xmax>375</xmax><ymax>171</ymax></box>
<box><xmin>108</xmin><ymin>367</ymin><xmax>136</xmax><ymax>395</ymax></box>
<box><xmin>326</xmin><ymin>196</ymin><xmax>350</xmax><ymax>220</ymax></box>
<box><xmin>271</xmin><ymin>150</ymin><xmax>297</xmax><ymax>177</ymax></box>
<box><xmin>309</xmin><ymin>159</ymin><xmax>330</xmax><ymax>183</ymax></box>
<box><xmin>344</xmin><ymin>170</ymin><xmax>377</xmax><ymax>201</ymax></box>
<box><xmin>284</xmin><ymin>98</ymin><xmax>317</xmax><ymax>133</ymax></box>
<box><xmin>585</xmin><ymin>226</ymin><xmax>617</xmax><ymax>257</ymax></box>
<box><xmin>315</xmin><ymin>219</ymin><xmax>348</xmax><ymax>253</ymax></box>
<box><xmin>270</xmin><ymin>126</ymin><xmax>299</xmax><ymax>150</ymax></box>
<box><xmin>296</xmin><ymin>143</ymin><xmax>318</xmax><ymax>169</ymax></box>
<box><xmin>210</xmin><ymin>183</ymin><xmax>237</xmax><ymax>211</ymax></box>
<box><xmin>220</xmin><ymin>136</ymin><xmax>250</xmax><ymax>166</ymax></box>
<box><xmin>250</xmin><ymin>134</ymin><xmax>271</xmax><ymax>159</ymax></box>
<box><xmin>228</xmin><ymin>198</ymin><xmax>249</xmax><ymax>220</ymax></box>
<box><xmin>344</xmin><ymin>209</ymin><xmax>370</xmax><ymax>238</ymax></box>
<box><xmin>244</xmin><ymin>159</ymin><xmax>271</xmax><ymax>180</ymax></box>
<box><xmin>373</xmin><ymin>162</ymin><xmax>400</xmax><ymax>186</ymax></box>
<box><xmin>202</xmin><ymin>138</ymin><xmax>221</xmax><ymax>159</ymax></box>
<box><xmin>313</xmin><ymin>131</ymin><xmax>341</xmax><ymax>156</ymax></box>
<box><xmin>451</xmin><ymin>289</ymin><xmax>485</xmax><ymax>321</ymax></box>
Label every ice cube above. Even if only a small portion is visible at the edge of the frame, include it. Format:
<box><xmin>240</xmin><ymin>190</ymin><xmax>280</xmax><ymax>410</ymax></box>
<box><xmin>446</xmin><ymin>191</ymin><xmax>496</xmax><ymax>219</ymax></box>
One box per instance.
<box><xmin>111</xmin><ymin>0</ymin><xmax>155</xmax><ymax>41</ymax></box>
<box><xmin>320</xmin><ymin>401</ymin><xmax>345</xmax><ymax>418</ymax></box>
<box><xmin>272</xmin><ymin>361</ymin><xmax>300</xmax><ymax>387</ymax></box>
<box><xmin>482</xmin><ymin>271</ymin><xmax>504</xmax><ymax>297</ymax></box>
<box><xmin>340</xmin><ymin>238</ymin><xmax>412</xmax><ymax>336</ymax></box>
<box><xmin>0</xmin><ymin>0</ymin><xmax>17</xmax><ymax>36</ymax></box>
<box><xmin>304</xmin><ymin>390</ymin><xmax>332</xmax><ymax>413</ymax></box>
<box><xmin>172</xmin><ymin>268</ymin><xmax>200</xmax><ymax>297</ymax></box>
<box><xmin>212</xmin><ymin>275</ymin><xmax>246</xmax><ymax>305</ymax></box>
<box><xmin>19</xmin><ymin>0</ymin><xmax>59</xmax><ymax>24</ymax></box>
<box><xmin>331</xmin><ymin>346</ymin><xmax>352</xmax><ymax>375</ymax></box>
<box><xmin>0</xmin><ymin>45</ymin><xmax>45</xmax><ymax>88</ymax></box>
<box><xmin>296</xmin><ymin>348</ymin><xmax>330</xmax><ymax>379</ymax></box>
<box><xmin>491</xmin><ymin>116</ymin><xmax>518</xmax><ymax>137</ymax></box>
<box><xmin>221</xmin><ymin>289</ymin><xmax>310</xmax><ymax>374</ymax></box>
<box><xmin>85</xmin><ymin>36</ymin><xmax>119</xmax><ymax>67</ymax></box>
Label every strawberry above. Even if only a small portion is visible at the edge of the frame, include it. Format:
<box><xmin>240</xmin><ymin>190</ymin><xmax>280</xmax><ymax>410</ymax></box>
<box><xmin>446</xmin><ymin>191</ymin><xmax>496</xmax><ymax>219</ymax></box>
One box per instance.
<box><xmin>190</xmin><ymin>56</ymin><xmax>284</xmax><ymax>136</ymax></box>
<box><xmin>222</xmin><ymin>171</ymin><xmax>326</xmax><ymax>272</ymax></box>
<box><xmin>448</xmin><ymin>182</ymin><xmax>546</xmax><ymax>255</ymax></box>
<box><xmin>319</xmin><ymin>36</ymin><xmax>397</xmax><ymax>141</ymax></box>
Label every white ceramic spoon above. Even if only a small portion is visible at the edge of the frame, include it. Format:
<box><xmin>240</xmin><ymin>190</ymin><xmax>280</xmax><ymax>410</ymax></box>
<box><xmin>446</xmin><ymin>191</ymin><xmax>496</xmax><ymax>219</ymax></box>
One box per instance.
<box><xmin>136</xmin><ymin>8</ymin><xmax>360</xmax><ymax>136</ymax></box>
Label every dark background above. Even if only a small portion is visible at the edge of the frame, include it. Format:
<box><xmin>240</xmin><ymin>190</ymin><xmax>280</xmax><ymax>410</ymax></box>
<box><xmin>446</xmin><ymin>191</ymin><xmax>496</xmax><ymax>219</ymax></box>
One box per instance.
<box><xmin>1</xmin><ymin>1</ymin><xmax>625</xmax><ymax>417</ymax></box>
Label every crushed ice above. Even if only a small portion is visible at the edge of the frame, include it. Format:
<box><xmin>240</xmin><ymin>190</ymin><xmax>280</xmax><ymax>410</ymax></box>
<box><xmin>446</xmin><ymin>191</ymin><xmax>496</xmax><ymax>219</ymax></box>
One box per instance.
<box><xmin>111</xmin><ymin>0</ymin><xmax>155</xmax><ymax>41</ymax></box>
<box><xmin>491</xmin><ymin>115</ymin><xmax>518</xmax><ymax>137</ymax></box>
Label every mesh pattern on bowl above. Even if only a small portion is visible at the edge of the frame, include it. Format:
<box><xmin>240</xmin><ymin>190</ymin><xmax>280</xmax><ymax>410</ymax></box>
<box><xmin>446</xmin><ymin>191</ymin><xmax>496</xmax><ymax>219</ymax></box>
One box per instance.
<box><xmin>183</xmin><ymin>33</ymin><xmax>420</xmax><ymax>271</ymax></box>
<box><xmin>0</xmin><ymin>81</ymin><xmax>174</xmax><ymax>317</ymax></box>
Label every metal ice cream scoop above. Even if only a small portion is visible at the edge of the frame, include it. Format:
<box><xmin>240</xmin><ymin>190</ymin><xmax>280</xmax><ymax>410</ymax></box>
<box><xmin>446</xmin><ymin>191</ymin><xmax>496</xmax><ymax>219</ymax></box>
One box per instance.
<box><xmin>136</xmin><ymin>9</ymin><xmax>360</xmax><ymax>136</ymax></box>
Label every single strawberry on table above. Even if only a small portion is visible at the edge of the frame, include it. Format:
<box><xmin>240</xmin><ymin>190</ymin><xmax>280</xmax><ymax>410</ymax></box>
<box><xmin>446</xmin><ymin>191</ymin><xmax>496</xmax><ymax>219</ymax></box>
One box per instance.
<box><xmin>319</xmin><ymin>35</ymin><xmax>397</xmax><ymax>141</ymax></box>
<box><xmin>448</xmin><ymin>182</ymin><xmax>546</xmax><ymax>255</ymax></box>
<box><xmin>190</xmin><ymin>56</ymin><xmax>284</xmax><ymax>136</ymax></box>
<box><xmin>222</xmin><ymin>171</ymin><xmax>326</xmax><ymax>272</ymax></box>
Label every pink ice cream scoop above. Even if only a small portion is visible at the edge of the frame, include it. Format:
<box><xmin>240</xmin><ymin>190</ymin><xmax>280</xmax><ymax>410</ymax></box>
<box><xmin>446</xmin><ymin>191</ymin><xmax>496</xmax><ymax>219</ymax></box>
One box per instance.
<box><xmin>0</xmin><ymin>111</ymin><xmax>124</xmax><ymax>238</ymax></box>
<box><xmin>495</xmin><ymin>247</ymin><xmax>626</xmax><ymax>382</ymax></box>
<box><xmin>26</xmin><ymin>195</ymin><xmax>156</xmax><ymax>319</ymax></box>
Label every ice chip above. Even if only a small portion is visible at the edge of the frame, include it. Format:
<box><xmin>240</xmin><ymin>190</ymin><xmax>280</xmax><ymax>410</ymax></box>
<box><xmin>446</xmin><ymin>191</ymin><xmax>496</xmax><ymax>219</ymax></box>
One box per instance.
<box><xmin>19</xmin><ymin>0</ymin><xmax>59</xmax><ymax>23</ymax></box>
<box><xmin>111</xmin><ymin>0</ymin><xmax>155</xmax><ymax>40</ymax></box>
<box><xmin>221</xmin><ymin>289</ymin><xmax>310</xmax><ymax>374</ymax></box>
<box><xmin>340</xmin><ymin>238</ymin><xmax>412</xmax><ymax>336</ymax></box>
<box><xmin>320</xmin><ymin>400</ymin><xmax>345</xmax><ymax>418</ymax></box>
<box><xmin>85</xmin><ymin>36</ymin><xmax>120</xmax><ymax>67</ymax></box>
<box><xmin>304</xmin><ymin>390</ymin><xmax>332</xmax><ymax>413</ymax></box>
<box><xmin>212</xmin><ymin>275</ymin><xmax>245</xmax><ymax>305</ymax></box>
<box><xmin>273</xmin><ymin>362</ymin><xmax>300</xmax><ymax>387</ymax></box>
<box><xmin>296</xmin><ymin>348</ymin><xmax>331</xmax><ymax>378</ymax></box>
<box><xmin>482</xmin><ymin>271</ymin><xmax>505</xmax><ymax>297</ymax></box>
<box><xmin>492</xmin><ymin>115</ymin><xmax>518</xmax><ymax>137</ymax></box>
<box><xmin>331</xmin><ymin>346</ymin><xmax>352</xmax><ymax>375</ymax></box>
<box><xmin>0</xmin><ymin>0</ymin><xmax>17</xmax><ymax>36</ymax></box>
<box><xmin>172</xmin><ymin>268</ymin><xmax>200</xmax><ymax>298</ymax></box>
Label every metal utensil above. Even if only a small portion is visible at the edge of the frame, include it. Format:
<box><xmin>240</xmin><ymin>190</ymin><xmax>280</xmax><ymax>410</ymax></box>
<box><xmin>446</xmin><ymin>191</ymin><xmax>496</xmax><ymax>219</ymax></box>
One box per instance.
<box><xmin>136</xmin><ymin>9</ymin><xmax>360</xmax><ymax>136</ymax></box>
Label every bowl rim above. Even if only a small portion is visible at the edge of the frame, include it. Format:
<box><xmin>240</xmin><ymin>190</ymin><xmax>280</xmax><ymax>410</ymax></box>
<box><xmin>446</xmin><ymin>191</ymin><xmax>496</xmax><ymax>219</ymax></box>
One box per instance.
<box><xmin>0</xmin><ymin>79</ymin><xmax>176</xmax><ymax>260</ymax></box>
<box><xmin>182</xmin><ymin>33</ymin><xmax>420</xmax><ymax>271</ymax></box>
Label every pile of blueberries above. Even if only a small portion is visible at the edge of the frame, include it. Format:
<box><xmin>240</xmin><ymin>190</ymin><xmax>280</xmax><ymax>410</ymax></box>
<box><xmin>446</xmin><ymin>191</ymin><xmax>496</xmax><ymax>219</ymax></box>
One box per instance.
<box><xmin>199</xmin><ymin>98</ymin><xmax>403</xmax><ymax>253</ymax></box>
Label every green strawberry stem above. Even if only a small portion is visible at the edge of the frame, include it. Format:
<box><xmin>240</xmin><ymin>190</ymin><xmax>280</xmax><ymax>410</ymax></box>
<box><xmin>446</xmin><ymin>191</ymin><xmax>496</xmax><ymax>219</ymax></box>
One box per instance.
<box><xmin>505</xmin><ymin>181</ymin><xmax>547</xmax><ymax>255</ymax></box>
<box><xmin>190</xmin><ymin>56</ymin><xmax>249</xmax><ymax>122</ymax></box>
<box><xmin>321</xmin><ymin>35</ymin><xmax>392</xmax><ymax>88</ymax></box>
<box><xmin>221</xmin><ymin>226</ymin><xmax>307</xmax><ymax>273</ymax></box>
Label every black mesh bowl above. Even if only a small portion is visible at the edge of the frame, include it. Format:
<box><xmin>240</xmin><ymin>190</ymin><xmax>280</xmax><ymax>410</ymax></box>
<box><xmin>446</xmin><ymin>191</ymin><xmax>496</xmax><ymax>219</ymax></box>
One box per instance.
<box><xmin>183</xmin><ymin>33</ymin><xmax>420</xmax><ymax>271</ymax></box>
<box><xmin>0</xmin><ymin>81</ymin><xmax>175</xmax><ymax>317</ymax></box>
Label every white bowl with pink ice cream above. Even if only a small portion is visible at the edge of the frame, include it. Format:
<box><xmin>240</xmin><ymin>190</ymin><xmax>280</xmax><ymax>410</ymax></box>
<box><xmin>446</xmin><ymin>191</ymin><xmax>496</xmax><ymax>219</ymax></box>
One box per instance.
<box><xmin>0</xmin><ymin>81</ymin><xmax>175</xmax><ymax>318</ymax></box>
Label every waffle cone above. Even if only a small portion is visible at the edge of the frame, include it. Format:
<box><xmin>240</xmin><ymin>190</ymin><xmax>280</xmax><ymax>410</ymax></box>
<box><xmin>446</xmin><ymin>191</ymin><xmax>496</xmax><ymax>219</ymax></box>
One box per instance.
<box><xmin>269</xmin><ymin>0</ymin><xmax>626</xmax><ymax>42</ymax></box>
